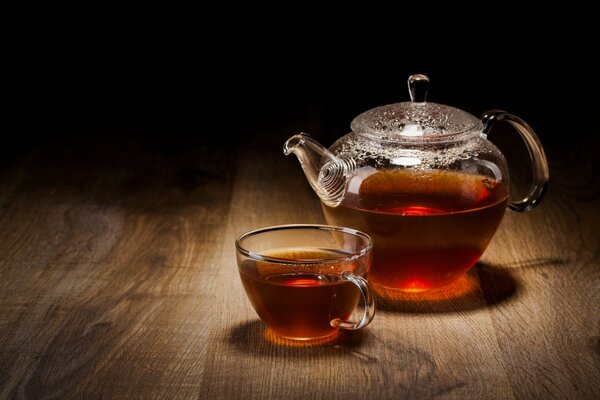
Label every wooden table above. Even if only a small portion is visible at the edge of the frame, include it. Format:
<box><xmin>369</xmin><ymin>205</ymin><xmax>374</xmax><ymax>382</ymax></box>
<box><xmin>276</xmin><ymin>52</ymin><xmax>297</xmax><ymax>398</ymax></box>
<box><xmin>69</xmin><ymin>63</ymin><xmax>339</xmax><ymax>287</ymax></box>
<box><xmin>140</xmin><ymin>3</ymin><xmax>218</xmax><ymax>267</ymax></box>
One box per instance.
<box><xmin>0</xmin><ymin>119</ymin><xmax>599</xmax><ymax>399</ymax></box>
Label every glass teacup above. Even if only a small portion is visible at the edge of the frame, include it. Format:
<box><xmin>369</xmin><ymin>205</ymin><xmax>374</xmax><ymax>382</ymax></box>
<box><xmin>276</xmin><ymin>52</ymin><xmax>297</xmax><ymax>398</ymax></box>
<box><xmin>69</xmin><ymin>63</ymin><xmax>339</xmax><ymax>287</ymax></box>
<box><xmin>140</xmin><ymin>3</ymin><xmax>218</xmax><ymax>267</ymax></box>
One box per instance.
<box><xmin>236</xmin><ymin>224</ymin><xmax>375</xmax><ymax>341</ymax></box>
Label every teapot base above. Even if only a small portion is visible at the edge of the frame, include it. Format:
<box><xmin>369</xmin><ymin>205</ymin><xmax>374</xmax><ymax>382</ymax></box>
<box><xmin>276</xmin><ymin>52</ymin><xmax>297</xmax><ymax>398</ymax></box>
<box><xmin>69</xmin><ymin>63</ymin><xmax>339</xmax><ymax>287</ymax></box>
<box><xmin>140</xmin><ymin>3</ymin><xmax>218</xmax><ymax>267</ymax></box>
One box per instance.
<box><xmin>371</xmin><ymin>272</ymin><xmax>481</xmax><ymax>304</ymax></box>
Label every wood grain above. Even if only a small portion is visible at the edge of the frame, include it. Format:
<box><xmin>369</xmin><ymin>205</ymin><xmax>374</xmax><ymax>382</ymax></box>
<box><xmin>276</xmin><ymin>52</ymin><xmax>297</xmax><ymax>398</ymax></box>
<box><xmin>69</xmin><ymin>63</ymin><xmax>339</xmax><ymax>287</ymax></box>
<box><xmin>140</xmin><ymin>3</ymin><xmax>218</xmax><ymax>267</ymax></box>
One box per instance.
<box><xmin>0</xmin><ymin>122</ymin><xmax>599</xmax><ymax>399</ymax></box>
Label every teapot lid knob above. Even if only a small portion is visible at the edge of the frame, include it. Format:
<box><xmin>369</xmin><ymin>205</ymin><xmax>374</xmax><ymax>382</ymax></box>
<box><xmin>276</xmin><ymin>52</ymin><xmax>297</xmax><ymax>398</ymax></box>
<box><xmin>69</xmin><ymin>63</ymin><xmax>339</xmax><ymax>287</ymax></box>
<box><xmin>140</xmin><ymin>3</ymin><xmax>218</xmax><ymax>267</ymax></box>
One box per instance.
<box><xmin>408</xmin><ymin>74</ymin><xmax>430</xmax><ymax>103</ymax></box>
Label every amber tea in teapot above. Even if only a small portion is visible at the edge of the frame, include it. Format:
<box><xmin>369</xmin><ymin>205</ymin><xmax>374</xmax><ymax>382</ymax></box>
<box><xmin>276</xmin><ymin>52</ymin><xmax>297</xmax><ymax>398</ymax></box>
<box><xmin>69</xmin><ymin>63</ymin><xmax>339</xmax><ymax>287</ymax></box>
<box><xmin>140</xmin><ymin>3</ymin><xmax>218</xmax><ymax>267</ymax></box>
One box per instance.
<box><xmin>323</xmin><ymin>169</ymin><xmax>508</xmax><ymax>291</ymax></box>
<box><xmin>285</xmin><ymin>74</ymin><xmax>549</xmax><ymax>292</ymax></box>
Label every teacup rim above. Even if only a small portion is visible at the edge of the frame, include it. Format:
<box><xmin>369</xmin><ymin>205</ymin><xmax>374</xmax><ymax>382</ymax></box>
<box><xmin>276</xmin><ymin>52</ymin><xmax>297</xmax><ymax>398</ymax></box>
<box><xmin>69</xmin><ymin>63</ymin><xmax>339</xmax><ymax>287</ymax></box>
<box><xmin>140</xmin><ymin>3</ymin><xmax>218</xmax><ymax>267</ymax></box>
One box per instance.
<box><xmin>235</xmin><ymin>224</ymin><xmax>373</xmax><ymax>265</ymax></box>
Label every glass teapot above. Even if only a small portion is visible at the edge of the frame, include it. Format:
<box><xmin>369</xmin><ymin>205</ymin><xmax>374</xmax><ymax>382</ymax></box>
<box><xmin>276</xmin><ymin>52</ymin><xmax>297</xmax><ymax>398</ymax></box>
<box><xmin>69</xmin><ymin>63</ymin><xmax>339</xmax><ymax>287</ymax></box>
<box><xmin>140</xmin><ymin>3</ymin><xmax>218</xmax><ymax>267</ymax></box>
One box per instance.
<box><xmin>284</xmin><ymin>74</ymin><xmax>549</xmax><ymax>292</ymax></box>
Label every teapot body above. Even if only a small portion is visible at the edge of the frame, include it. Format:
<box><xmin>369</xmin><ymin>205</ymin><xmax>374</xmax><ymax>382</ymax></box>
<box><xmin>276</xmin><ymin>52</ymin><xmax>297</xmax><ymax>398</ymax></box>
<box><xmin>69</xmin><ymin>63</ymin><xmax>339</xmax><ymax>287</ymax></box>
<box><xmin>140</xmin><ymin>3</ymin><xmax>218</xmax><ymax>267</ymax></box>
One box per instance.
<box><xmin>285</xmin><ymin>75</ymin><xmax>548</xmax><ymax>292</ymax></box>
<box><xmin>321</xmin><ymin>131</ymin><xmax>509</xmax><ymax>291</ymax></box>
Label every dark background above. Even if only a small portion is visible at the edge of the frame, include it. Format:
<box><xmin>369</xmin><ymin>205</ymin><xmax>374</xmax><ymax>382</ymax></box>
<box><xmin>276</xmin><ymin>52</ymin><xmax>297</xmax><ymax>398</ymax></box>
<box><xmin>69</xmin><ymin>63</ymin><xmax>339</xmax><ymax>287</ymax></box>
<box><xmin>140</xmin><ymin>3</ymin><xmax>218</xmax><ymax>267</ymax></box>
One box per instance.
<box><xmin>8</xmin><ymin>25</ymin><xmax>600</xmax><ymax>156</ymax></box>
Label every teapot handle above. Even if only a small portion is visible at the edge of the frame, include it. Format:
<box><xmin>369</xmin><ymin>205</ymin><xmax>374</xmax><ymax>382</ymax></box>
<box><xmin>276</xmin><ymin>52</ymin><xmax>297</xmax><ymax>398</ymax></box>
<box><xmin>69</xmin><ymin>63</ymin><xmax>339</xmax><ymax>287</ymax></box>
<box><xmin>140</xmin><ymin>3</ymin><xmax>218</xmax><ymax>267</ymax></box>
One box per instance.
<box><xmin>481</xmin><ymin>110</ymin><xmax>549</xmax><ymax>212</ymax></box>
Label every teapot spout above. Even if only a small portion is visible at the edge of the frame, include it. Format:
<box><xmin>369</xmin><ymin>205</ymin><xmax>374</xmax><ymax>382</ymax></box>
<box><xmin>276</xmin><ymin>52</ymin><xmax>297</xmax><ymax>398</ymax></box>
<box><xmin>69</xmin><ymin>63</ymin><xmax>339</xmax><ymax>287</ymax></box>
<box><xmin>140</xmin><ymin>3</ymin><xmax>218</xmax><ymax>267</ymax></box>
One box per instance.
<box><xmin>284</xmin><ymin>133</ymin><xmax>356</xmax><ymax>207</ymax></box>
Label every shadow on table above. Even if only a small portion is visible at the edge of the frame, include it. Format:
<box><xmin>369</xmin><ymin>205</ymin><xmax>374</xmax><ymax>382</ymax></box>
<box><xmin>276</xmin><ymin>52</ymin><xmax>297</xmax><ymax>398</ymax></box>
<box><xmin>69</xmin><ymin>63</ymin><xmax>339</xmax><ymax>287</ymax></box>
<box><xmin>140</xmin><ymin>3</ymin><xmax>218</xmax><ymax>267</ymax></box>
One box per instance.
<box><xmin>226</xmin><ymin>322</ymin><xmax>469</xmax><ymax>397</ymax></box>
<box><xmin>228</xmin><ymin>320</ymin><xmax>373</xmax><ymax>355</ymax></box>
<box><xmin>375</xmin><ymin>262</ymin><xmax>520</xmax><ymax>314</ymax></box>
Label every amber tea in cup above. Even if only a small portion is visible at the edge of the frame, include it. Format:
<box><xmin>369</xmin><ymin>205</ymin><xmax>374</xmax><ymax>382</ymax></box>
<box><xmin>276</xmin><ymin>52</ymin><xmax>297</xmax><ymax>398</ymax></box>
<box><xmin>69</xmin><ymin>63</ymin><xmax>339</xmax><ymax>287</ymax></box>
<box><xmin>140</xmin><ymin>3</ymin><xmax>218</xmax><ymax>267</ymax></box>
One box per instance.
<box><xmin>236</xmin><ymin>225</ymin><xmax>375</xmax><ymax>341</ymax></box>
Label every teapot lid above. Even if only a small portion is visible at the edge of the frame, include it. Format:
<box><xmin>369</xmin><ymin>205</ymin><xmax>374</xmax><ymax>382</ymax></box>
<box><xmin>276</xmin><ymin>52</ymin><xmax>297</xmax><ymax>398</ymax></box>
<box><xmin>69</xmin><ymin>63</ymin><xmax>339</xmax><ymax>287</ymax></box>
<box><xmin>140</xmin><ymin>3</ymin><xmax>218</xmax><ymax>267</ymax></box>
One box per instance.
<box><xmin>350</xmin><ymin>74</ymin><xmax>482</xmax><ymax>142</ymax></box>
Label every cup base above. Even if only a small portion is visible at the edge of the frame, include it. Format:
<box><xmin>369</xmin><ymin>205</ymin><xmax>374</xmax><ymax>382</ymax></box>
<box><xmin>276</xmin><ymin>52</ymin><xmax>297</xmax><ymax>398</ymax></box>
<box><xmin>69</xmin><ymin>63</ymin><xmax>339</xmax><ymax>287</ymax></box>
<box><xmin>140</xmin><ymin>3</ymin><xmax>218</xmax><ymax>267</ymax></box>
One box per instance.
<box><xmin>264</xmin><ymin>327</ymin><xmax>340</xmax><ymax>344</ymax></box>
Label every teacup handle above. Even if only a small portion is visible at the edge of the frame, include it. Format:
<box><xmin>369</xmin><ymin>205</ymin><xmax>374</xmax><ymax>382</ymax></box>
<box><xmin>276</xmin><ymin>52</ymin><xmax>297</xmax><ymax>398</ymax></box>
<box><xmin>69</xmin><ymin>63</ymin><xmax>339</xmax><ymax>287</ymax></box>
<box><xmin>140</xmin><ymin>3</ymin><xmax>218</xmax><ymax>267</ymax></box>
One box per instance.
<box><xmin>481</xmin><ymin>110</ymin><xmax>550</xmax><ymax>212</ymax></box>
<box><xmin>331</xmin><ymin>271</ymin><xmax>376</xmax><ymax>330</ymax></box>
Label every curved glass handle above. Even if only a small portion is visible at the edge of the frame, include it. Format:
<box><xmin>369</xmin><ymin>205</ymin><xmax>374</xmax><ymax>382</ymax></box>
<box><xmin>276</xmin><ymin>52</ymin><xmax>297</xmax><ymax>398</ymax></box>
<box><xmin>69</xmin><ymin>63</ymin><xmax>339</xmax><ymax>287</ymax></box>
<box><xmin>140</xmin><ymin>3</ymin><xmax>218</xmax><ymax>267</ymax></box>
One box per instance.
<box><xmin>481</xmin><ymin>110</ymin><xmax>550</xmax><ymax>212</ymax></box>
<box><xmin>331</xmin><ymin>271</ymin><xmax>376</xmax><ymax>330</ymax></box>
